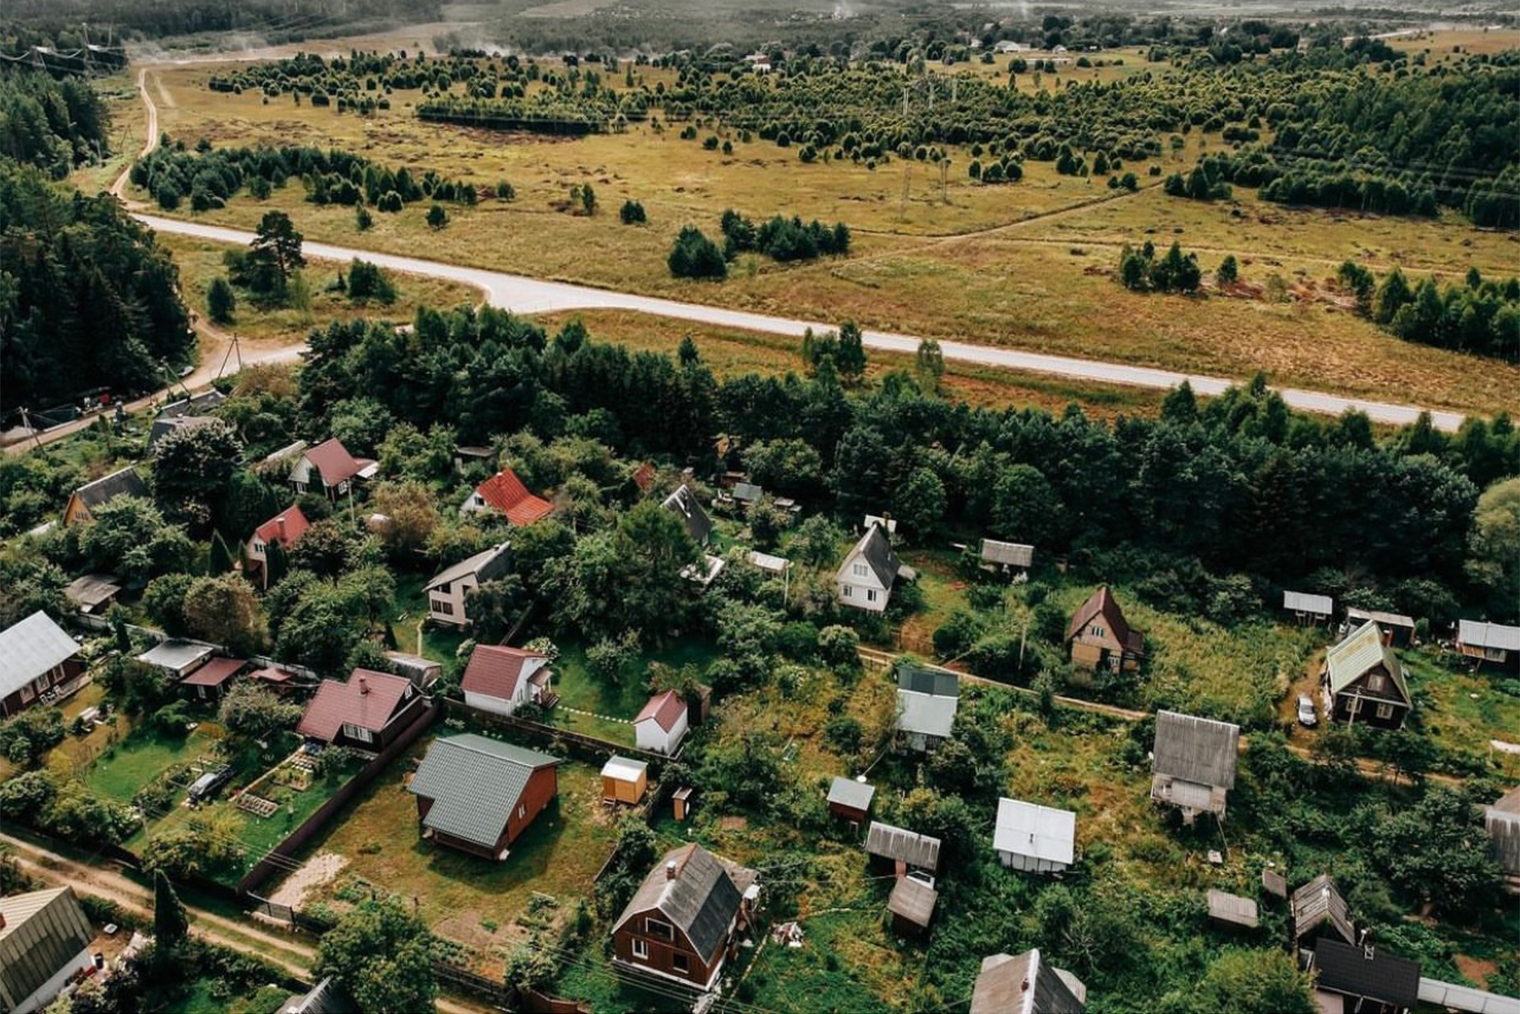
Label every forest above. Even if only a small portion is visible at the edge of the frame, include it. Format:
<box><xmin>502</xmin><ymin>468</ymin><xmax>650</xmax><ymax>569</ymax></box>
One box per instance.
<box><xmin>0</xmin><ymin>164</ymin><xmax>193</xmax><ymax>415</ymax></box>
<box><xmin>0</xmin><ymin>64</ymin><xmax>111</xmax><ymax>176</ymax></box>
<box><xmin>0</xmin><ymin>0</ymin><xmax>439</xmax><ymax>43</ymax></box>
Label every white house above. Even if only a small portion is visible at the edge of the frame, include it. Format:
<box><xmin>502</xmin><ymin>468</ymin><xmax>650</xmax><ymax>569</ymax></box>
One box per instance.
<box><xmin>460</xmin><ymin>643</ymin><xmax>552</xmax><ymax>716</ymax></box>
<box><xmin>424</xmin><ymin>543</ymin><xmax>512</xmax><ymax>627</ymax></box>
<box><xmin>0</xmin><ymin>887</ymin><xmax>94</xmax><ymax>1014</ymax></box>
<box><xmin>836</xmin><ymin>523</ymin><xmax>905</xmax><ymax>613</ymax></box>
<box><xmin>634</xmin><ymin>689</ymin><xmax>689</xmax><ymax>755</ymax></box>
<box><xmin>993</xmin><ymin>797</ymin><xmax>1076</xmax><ymax>874</ymax></box>
<box><xmin>895</xmin><ymin>666</ymin><xmax>959</xmax><ymax>752</ymax></box>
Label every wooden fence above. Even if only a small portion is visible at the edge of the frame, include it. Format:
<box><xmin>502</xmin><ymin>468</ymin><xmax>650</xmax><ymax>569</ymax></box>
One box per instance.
<box><xmin>236</xmin><ymin>699</ymin><xmax>442</xmax><ymax>894</ymax></box>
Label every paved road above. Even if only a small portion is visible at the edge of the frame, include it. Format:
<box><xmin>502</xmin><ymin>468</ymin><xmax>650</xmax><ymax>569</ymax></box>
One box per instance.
<box><xmin>131</xmin><ymin>213</ymin><xmax>1468</xmax><ymax>431</ymax></box>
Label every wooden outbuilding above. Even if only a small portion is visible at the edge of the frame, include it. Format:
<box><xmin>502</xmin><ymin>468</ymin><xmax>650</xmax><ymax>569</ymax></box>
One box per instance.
<box><xmin>827</xmin><ymin>776</ymin><xmax>875</xmax><ymax>827</ymax></box>
<box><xmin>1205</xmin><ymin>889</ymin><xmax>1259</xmax><ymax>929</ymax></box>
<box><xmin>601</xmin><ymin>756</ymin><xmax>649</xmax><ymax>805</ymax></box>
<box><xmin>887</xmin><ymin>874</ymin><xmax>937</xmax><ymax>937</ymax></box>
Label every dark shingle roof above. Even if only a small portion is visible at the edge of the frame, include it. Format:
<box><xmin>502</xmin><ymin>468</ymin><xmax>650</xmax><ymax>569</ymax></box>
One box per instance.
<box><xmin>1314</xmin><ymin>940</ymin><xmax>1420</xmax><ymax>1008</ymax></box>
<box><xmin>1066</xmin><ymin>586</ymin><xmax>1142</xmax><ymax>655</ymax></box>
<box><xmin>852</xmin><ymin>523</ymin><xmax>902</xmax><ymax>587</ymax></box>
<box><xmin>612</xmin><ymin>843</ymin><xmax>744</xmax><ymax>962</ymax></box>
<box><xmin>661</xmin><ymin>484</ymin><xmax>713</xmax><ymax>545</ymax></box>
<box><xmin>72</xmin><ymin>466</ymin><xmax>148</xmax><ymax>509</ymax></box>
<box><xmin>896</xmin><ymin>665</ymin><xmax>959</xmax><ymax>698</ymax></box>
<box><xmin>407</xmin><ymin>734</ymin><xmax>561</xmax><ymax>849</ymax></box>
<box><xmin>1152</xmin><ymin>710</ymin><xmax>1239</xmax><ymax>790</ymax></box>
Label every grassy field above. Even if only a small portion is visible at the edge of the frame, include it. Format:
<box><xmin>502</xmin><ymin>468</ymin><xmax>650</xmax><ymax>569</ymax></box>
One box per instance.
<box><xmin>76</xmin><ymin>722</ymin><xmax>224</xmax><ymax>804</ymax></box>
<box><xmin>282</xmin><ymin>734</ymin><xmax>620</xmax><ymax>973</ymax></box>
<box><xmin>1403</xmin><ymin>649</ymin><xmax>1520</xmax><ymax>777</ymax></box>
<box><xmin>105</xmin><ymin>56</ymin><xmax>1520</xmax><ymax>418</ymax></box>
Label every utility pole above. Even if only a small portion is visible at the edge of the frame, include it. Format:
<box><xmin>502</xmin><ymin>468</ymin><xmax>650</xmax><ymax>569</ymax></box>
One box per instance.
<box><xmin>217</xmin><ymin>331</ymin><xmax>243</xmax><ymax>378</ymax></box>
<box><xmin>900</xmin><ymin>164</ymin><xmax>911</xmax><ymax>221</ymax></box>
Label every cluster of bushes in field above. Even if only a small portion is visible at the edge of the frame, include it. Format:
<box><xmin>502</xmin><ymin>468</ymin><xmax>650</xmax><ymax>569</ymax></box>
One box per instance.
<box><xmin>668</xmin><ymin>210</ymin><xmax>852</xmax><ymax>280</ymax></box>
<box><xmin>131</xmin><ymin>138</ymin><xmax>478</xmax><ymax>213</ymax></box>
<box><xmin>1338</xmin><ymin>260</ymin><xmax>1520</xmax><ymax>363</ymax></box>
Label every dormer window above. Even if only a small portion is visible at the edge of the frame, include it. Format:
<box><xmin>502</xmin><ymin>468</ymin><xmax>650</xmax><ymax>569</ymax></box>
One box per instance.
<box><xmin>1368</xmin><ymin>673</ymin><xmax>1386</xmax><ymax>693</ymax></box>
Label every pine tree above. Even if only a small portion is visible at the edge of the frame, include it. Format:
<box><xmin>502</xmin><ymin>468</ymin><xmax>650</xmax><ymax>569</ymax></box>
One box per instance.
<box><xmin>153</xmin><ymin>870</ymin><xmax>189</xmax><ymax>949</ymax></box>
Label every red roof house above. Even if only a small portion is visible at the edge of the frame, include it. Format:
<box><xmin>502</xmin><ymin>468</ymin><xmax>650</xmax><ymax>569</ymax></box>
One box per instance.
<box><xmin>460</xmin><ymin>468</ymin><xmax>553</xmax><ymax>525</ymax></box>
<box><xmin>289</xmin><ymin>438</ymin><xmax>374</xmax><ymax>498</ymax></box>
<box><xmin>634</xmin><ymin>689</ymin><xmax>689</xmax><ymax>755</ymax></box>
<box><xmin>296</xmin><ymin>669</ymin><xmax>426</xmax><ymax>751</ymax></box>
<box><xmin>246</xmin><ymin>505</ymin><xmax>310</xmax><ymax>578</ymax></box>
<box><xmin>460</xmin><ymin>644</ymin><xmax>552</xmax><ymax>717</ymax></box>
<box><xmin>180</xmin><ymin>656</ymin><xmax>247</xmax><ymax>702</ymax></box>
<box><xmin>1065</xmin><ymin>586</ymin><xmax>1145</xmax><ymax>676</ymax></box>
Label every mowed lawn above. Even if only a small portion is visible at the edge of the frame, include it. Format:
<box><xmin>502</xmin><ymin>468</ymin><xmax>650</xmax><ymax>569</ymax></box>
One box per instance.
<box><xmin>77</xmin><ymin>723</ymin><xmax>223</xmax><ymax>805</ymax></box>
<box><xmin>545</xmin><ymin>639</ymin><xmax>719</xmax><ymax>747</ymax></box>
<box><xmin>286</xmin><ymin>734</ymin><xmax>621</xmax><ymax>949</ymax></box>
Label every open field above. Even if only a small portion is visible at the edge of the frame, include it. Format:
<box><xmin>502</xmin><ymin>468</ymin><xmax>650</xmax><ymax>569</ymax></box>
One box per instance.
<box><xmin>111</xmin><ymin>58</ymin><xmax>1520</xmax><ymax>418</ymax></box>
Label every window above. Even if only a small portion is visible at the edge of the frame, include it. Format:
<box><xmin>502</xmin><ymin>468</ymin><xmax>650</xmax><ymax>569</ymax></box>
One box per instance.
<box><xmin>1346</xmin><ymin>697</ymin><xmax>1362</xmax><ymax>714</ymax></box>
<box><xmin>517</xmin><ymin>804</ymin><xmax>526</xmax><ymax>819</ymax></box>
<box><xmin>19</xmin><ymin>684</ymin><xmax>34</xmax><ymax>703</ymax></box>
<box><xmin>672</xmin><ymin>953</ymin><xmax>690</xmax><ymax>974</ymax></box>
<box><xmin>631</xmin><ymin>939</ymin><xmax>648</xmax><ymax>960</ymax></box>
<box><xmin>343</xmin><ymin>723</ymin><xmax>375</xmax><ymax>743</ymax></box>
<box><xmin>1090</xmin><ymin>625</ymin><xmax>1105</xmax><ymax>638</ymax></box>
<box><xmin>1376</xmin><ymin>703</ymin><xmax>1395</xmax><ymax>719</ymax></box>
<box><xmin>842</xmin><ymin>585</ymin><xmax>853</xmax><ymax>598</ymax></box>
<box><xmin>852</xmin><ymin>563</ymin><xmax>868</xmax><ymax>577</ymax></box>
<box><xmin>474</xmin><ymin>495</ymin><xmax>485</xmax><ymax>506</ymax></box>
<box><xmin>431</xmin><ymin>600</ymin><xmax>454</xmax><ymax>616</ymax></box>
<box><xmin>646</xmin><ymin>918</ymin><xmax>674</xmax><ymax>940</ymax></box>
<box><xmin>866</xmin><ymin>589</ymin><xmax>878</xmax><ymax>603</ymax></box>
<box><xmin>1368</xmin><ymin>674</ymin><xmax>1386</xmax><ymax>692</ymax></box>
<box><xmin>437</xmin><ymin>582</ymin><xmax>451</xmax><ymax>594</ymax></box>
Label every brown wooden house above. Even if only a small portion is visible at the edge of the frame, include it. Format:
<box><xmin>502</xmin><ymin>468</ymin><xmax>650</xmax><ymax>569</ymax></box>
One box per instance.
<box><xmin>611</xmin><ymin>843</ymin><xmax>757</xmax><ymax>992</ymax></box>
<box><xmin>295</xmin><ymin>668</ymin><xmax>427</xmax><ymax>751</ymax></box>
<box><xmin>1323</xmin><ymin>621</ymin><xmax>1412</xmax><ymax>730</ymax></box>
<box><xmin>1065</xmin><ymin>587</ymin><xmax>1144</xmax><ymax>675</ymax></box>
<box><xmin>827</xmin><ymin>776</ymin><xmax>875</xmax><ymax>827</ymax></box>
<box><xmin>407</xmin><ymin>734</ymin><xmax>561</xmax><ymax>860</ymax></box>
<box><xmin>0</xmin><ymin>612</ymin><xmax>82</xmax><ymax>719</ymax></box>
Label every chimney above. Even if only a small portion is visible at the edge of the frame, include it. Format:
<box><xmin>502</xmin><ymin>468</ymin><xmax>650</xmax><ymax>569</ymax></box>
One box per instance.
<box><xmin>359</xmin><ymin>675</ymin><xmax>369</xmax><ymax>695</ymax></box>
<box><xmin>666</xmin><ymin>860</ymin><xmax>677</xmax><ymax>881</ymax></box>
<box><xmin>276</xmin><ymin>514</ymin><xmax>286</xmax><ymax>540</ymax></box>
<box><xmin>1020</xmin><ymin>978</ymin><xmax>1030</xmax><ymax>994</ymax></box>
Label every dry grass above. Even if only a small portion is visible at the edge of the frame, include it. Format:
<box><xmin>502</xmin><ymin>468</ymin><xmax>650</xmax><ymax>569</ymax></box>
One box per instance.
<box><xmin>111</xmin><ymin>58</ymin><xmax>1520</xmax><ymax>417</ymax></box>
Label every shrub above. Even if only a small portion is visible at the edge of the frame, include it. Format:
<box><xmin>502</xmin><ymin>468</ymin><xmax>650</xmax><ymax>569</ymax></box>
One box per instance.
<box><xmin>619</xmin><ymin>199</ymin><xmax>647</xmax><ymax>225</ymax></box>
<box><xmin>668</xmin><ymin>226</ymin><xmax>727</xmax><ymax>280</ymax></box>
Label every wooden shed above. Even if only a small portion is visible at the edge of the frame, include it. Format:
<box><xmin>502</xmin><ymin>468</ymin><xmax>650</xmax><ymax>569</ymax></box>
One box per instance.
<box><xmin>1206</xmin><ymin>889</ymin><xmax>1259</xmax><ymax>929</ymax></box>
<box><xmin>887</xmin><ymin>874</ymin><xmax>937</xmax><ymax>937</ymax></box>
<box><xmin>827</xmin><ymin>776</ymin><xmax>875</xmax><ymax>827</ymax></box>
<box><xmin>600</xmin><ymin>756</ymin><xmax>649</xmax><ymax>805</ymax></box>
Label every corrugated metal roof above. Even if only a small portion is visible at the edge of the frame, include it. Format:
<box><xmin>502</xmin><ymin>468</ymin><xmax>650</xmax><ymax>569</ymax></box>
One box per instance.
<box><xmin>0</xmin><ymin>886</ymin><xmax>93</xmax><ymax>1009</ymax></box>
<box><xmin>747</xmin><ymin>550</ymin><xmax>790</xmax><ymax>573</ymax></box>
<box><xmin>979</xmin><ymin>539</ymin><xmax>1034</xmax><ymax>567</ymax></box>
<box><xmin>135</xmin><ymin>639</ymin><xmax>214</xmax><ymax>673</ymax></box>
<box><xmin>1325</xmin><ymin>620</ymin><xmax>1410</xmax><ymax>702</ymax></box>
<box><xmin>1152</xmin><ymin>711</ymin><xmax>1239</xmax><ymax>789</ymax></box>
<box><xmin>866</xmin><ymin>822</ymin><xmax>941</xmax><ymax>871</ymax></box>
<box><xmin>1292</xmin><ymin>874</ymin><xmax>1355</xmax><ymax>945</ymax></box>
<box><xmin>1487</xmin><ymin>807</ymin><xmax>1520</xmax><ymax>876</ymax></box>
<box><xmin>993</xmin><ymin>798</ymin><xmax>1076</xmax><ymax>865</ymax></box>
<box><xmin>1283</xmin><ymin>590</ymin><xmax>1333</xmax><ymax>615</ymax></box>
<box><xmin>1345</xmin><ymin>606</ymin><xmax>1414</xmax><ymax>629</ymax></box>
<box><xmin>425</xmin><ymin>542</ymin><xmax>512</xmax><ymax>591</ymax></box>
<box><xmin>897</xmin><ymin>690</ymin><xmax>958</xmax><ymax>739</ymax></box>
<box><xmin>827</xmin><ymin>777</ymin><xmax>875</xmax><ymax>811</ymax></box>
<box><xmin>64</xmin><ymin>574</ymin><xmax>120</xmax><ymax>609</ymax></box>
<box><xmin>1459</xmin><ymin>619</ymin><xmax>1520</xmax><ymax>653</ymax></box>
<box><xmin>408</xmin><ymin>734</ymin><xmax>561</xmax><ymax>850</ymax></box>
<box><xmin>1419</xmin><ymin>976</ymin><xmax>1520</xmax><ymax>1014</ymax></box>
<box><xmin>970</xmin><ymin>949</ymin><xmax>1087</xmax><ymax>1014</ymax></box>
<box><xmin>0</xmin><ymin>611</ymin><xmax>78</xmax><ymax>697</ymax></box>
<box><xmin>601</xmin><ymin>756</ymin><xmax>647</xmax><ymax>782</ymax></box>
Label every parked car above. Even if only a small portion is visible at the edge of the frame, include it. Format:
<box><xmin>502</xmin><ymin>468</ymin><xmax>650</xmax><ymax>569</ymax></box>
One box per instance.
<box><xmin>1296</xmin><ymin>695</ymin><xmax>1318</xmax><ymax>727</ymax></box>
<box><xmin>187</xmin><ymin>765</ymin><xmax>234</xmax><ymax>804</ymax></box>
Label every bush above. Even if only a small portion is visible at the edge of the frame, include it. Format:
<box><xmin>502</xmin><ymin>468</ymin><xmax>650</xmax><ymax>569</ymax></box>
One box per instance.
<box><xmin>668</xmin><ymin>226</ymin><xmax>727</xmax><ymax>280</ymax></box>
<box><xmin>347</xmin><ymin>258</ymin><xmax>397</xmax><ymax>303</ymax></box>
<box><xmin>426</xmin><ymin>204</ymin><xmax>449</xmax><ymax>229</ymax></box>
<box><xmin>619</xmin><ymin>199</ymin><xmax>647</xmax><ymax>225</ymax></box>
<box><xmin>0</xmin><ymin>708</ymin><xmax>66</xmax><ymax>767</ymax></box>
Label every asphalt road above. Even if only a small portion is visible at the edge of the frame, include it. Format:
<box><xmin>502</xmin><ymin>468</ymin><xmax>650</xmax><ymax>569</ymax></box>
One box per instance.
<box><xmin>132</xmin><ymin>212</ymin><xmax>1467</xmax><ymax>432</ymax></box>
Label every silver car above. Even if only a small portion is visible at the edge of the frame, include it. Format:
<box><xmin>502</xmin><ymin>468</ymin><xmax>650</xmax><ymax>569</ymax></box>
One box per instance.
<box><xmin>1296</xmin><ymin>694</ymin><xmax>1318</xmax><ymax>727</ymax></box>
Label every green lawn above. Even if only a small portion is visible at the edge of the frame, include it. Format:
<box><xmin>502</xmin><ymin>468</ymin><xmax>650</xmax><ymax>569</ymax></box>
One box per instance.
<box><xmin>79</xmin><ymin>723</ymin><xmax>224</xmax><ymax>804</ymax></box>
<box><xmin>1403</xmin><ymin>649</ymin><xmax>1520</xmax><ymax>776</ymax></box>
<box><xmin>276</xmin><ymin>730</ymin><xmax>621</xmax><ymax>976</ymax></box>
<box><xmin>544</xmin><ymin>640</ymin><xmax>719</xmax><ymax>747</ymax></box>
<box><xmin>158</xmin><ymin>979</ymin><xmax>289</xmax><ymax>1014</ymax></box>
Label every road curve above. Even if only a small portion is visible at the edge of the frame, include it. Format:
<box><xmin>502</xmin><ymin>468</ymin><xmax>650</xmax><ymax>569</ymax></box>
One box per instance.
<box><xmin>135</xmin><ymin>214</ymin><xmax>1467</xmax><ymax>431</ymax></box>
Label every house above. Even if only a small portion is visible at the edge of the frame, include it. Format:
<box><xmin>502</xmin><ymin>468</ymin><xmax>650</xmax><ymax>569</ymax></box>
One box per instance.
<box><xmin>279</xmin><ymin>976</ymin><xmax>357</xmax><ymax>1014</ymax></box>
<box><xmin>61</xmin><ymin>466</ymin><xmax>148</xmax><ymax>526</ymax></box>
<box><xmin>63</xmin><ymin>574</ymin><xmax>120</xmax><ymax>614</ymax></box>
<box><xmin>1065</xmin><ymin>586</ymin><xmax>1144</xmax><ymax>673</ymax></box>
<box><xmin>602</xmin><ymin>756</ymin><xmax>649</xmax><ymax>805</ymax></box>
<box><xmin>407</xmin><ymin>734</ymin><xmax>561</xmax><ymax>860</ymax></box>
<box><xmin>993</xmin><ymin>797</ymin><xmax>1076</xmax><ymax>874</ymax></box>
<box><xmin>1149</xmin><ymin>710</ymin><xmax>1240</xmax><ymax>823</ymax></box>
<box><xmin>287</xmin><ymin>437</ymin><xmax>374</xmax><ymax>499</ymax></box>
<box><xmin>1283</xmin><ymin>590</ymin><xmax>1334</xmax><ymax>625</ymax></box>
<box><xmin>1323</xmin><ymin>621</ymin><xmax>1412</xmax><ymax>729</ymax></box>
<box><xmin>886</xmin><ymin>873</ymin><xmax>937</xmax><ymax>937</ymax></box>
<box><xmin>296</xmin><ymin>669</ymin><xmax>427</xmax><ymax>751</ymax></box>
<box><xmin>424</xmin><ymin>543</ymin><xmax>512</xmax><ymax>627</ymax></box>
<box><xmin>1485</xmin><ymin>786</ymin><xmax>1520</xmax><ymax>881</ymax></box>
<box><xmin>1344</xmin><ymin>607</ymin><xmax>1415</xmax><ymax>648</ymax></box>
<box><xmin>0</xmin><ymin>886</ymin><xmax>95</xmax><ymax>1014</ymax></box>
<box><xmin>827</xmin><ymin>776</ymin><xmax>875</xmax><ymax>826</ymax></box>
<box><xmin>895</xmin><ymin>666</ymin><xmax>959</xmax><ymax>752</ymax></box>
<box><xmin>246</xmin><ymin>505</ymin><xmax>310</xmax><ymax>579</ymax></box>
<box><xmin>1457</xmin><ymin>619</ymin><xmax>1520</xmax><ymax>667</ymax></box>
<box><xmin>453</xmin><ymin>445</ymin><xmax>496</xmax><ymax>475</ymax></box>
<box><xmin>993</xmin><ymin>40</ymin><xmax>1030</xmax><ymax>54</ymax></box>
<box><xmin>1206</xmin><ymin>889</ymin><xmax>1259</xmax><ymax>929</ymax></box>
<box><xmin>146</xmin><ymin>413</ymin><xmax>215</xmax><ymax>455</ymax></box>
<box><xmin>836</xmin><ymin>523</ymin><xmax>907</xmax><ymax>613</ymax></box>
<box><xmin>180</xmin><ymin>656</ymin><xmax>246</xmax><ymax>702</ymax></box>
<box><xmin>866</xmin><ymin>821</ymin><xmax>941</xmax><ymax>875</ymax></box>
<box><xmin>385</xmin><ymin>652</ymin><xmax>442</xmax><ymax>687</ymax></box>
<box><xmin>611</xmin><ymin>843</ymin><xmax>757</xmax><ymax>991</ymax></box>
<box><xmin>680</xmin><ymin>554</ymin><xmax>726</xmax><ymax>590</ymax></box>
<box><xmin>136</xmin><ymin>639</ymin><xmax>214</xmax><ymax>680</ymax></box>
<box><xmin>1</xmin><ymin>612</ymin><xmax>83</xmax><ymax>718</ymax></box>
<box><xmin>979</xmin><ymin>538</ymin><xmax>1034</xmax><ymax>572</ymax></box>
<box><xmin>970</xmin><ymin>948</ymin><xmax>1088</xmax><ymax>1014</ymax></box>
<box><xmin>460</xmin><ymin>468</ymin><xmax>553</xmax><ymax>525</ymax></box>
<box><xmin>460</xmin><ymin>643</ymin><xmax>552</xmax><ymax>716</ymax></box>
<box><xmin>1291</xmin><ymin>874</ymin><xmax>1356</xmax><ymax>951</ymax></box>
<box><xmin>634</xmin><ymin>690</ymin><xmax>689</xmax><ymax>755</ymax></box>
<box><xmin>661</xmin><ymin>484</ymin><xmax>713</xmax><ymax>547</ymax></box>
<box><xmin>1309</xmin><ymin>940</ymin><xmax>1420</xmax><ymax>1014</ymax></box>
<box><xmin>249</xmin><ymin>665</ymin><xmax>301</xmax><ymax>696</ymax></box>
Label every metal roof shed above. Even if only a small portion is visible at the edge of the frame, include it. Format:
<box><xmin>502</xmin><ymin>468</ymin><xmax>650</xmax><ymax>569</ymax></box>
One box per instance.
<box><xmin>993</xmin><ymin>797</ymin><xmax>1076</xmax><ymax>874</ymax></box>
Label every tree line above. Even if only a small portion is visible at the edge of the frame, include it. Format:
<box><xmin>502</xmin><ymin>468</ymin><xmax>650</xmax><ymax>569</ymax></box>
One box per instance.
<box><xmin>0</xmin><ymin>64</ymin><xmax>109</xmax><ymax>176</ymax></box>
<box><xmin>1339</xmin><ymin>260</ymin><xmax>1520</xmax><ymax>363</ymax></box>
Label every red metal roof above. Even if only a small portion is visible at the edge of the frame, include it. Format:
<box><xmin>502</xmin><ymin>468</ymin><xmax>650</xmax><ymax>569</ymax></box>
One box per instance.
<box><xmin>635</xmin><ymin>690</ymin><xmax>686</xmax><ymax>732</ymax></box>
<box><xmin>474</xmin><ymin>469</ymin><xmax>552</xmax><ymax>525</ymax></box>
<box><xmin>461</xmin><ymin>644</ymin><xmax>547</xmax><ymax>702</ymax></box>
<box><xmin>304</xmin><ymin>438</ymin><xmax>365</xmax><ymax>486</ymax></box>
<box><xmin>296</xmin><ymin>668</ymin><xmax>414</xmax><ymax>741</ymax></box>
<box><xmin>631</xmin><ymin>462</ymin><xmax>657</xmax><ymax>492</ymax></box>
<box><xmin>249</xmin><ymin>666</ymin><xmax>293</xmax><ymax>684</ymax></box>
<box><xmin>180</xmin><ymin>656</ymin><xmax>246</xmax><ymax>688</ymax></box>
<box><xmin>253</xmin><ymin>505</ymin><xmax>311</xmax><ymax>547</ymax></box>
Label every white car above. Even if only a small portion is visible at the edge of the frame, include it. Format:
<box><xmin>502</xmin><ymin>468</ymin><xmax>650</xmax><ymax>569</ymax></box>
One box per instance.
<box><xmin>1296</xmin><ymin>695</ymin><xmax>1318</xmax><ymax>727</ymax></box>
